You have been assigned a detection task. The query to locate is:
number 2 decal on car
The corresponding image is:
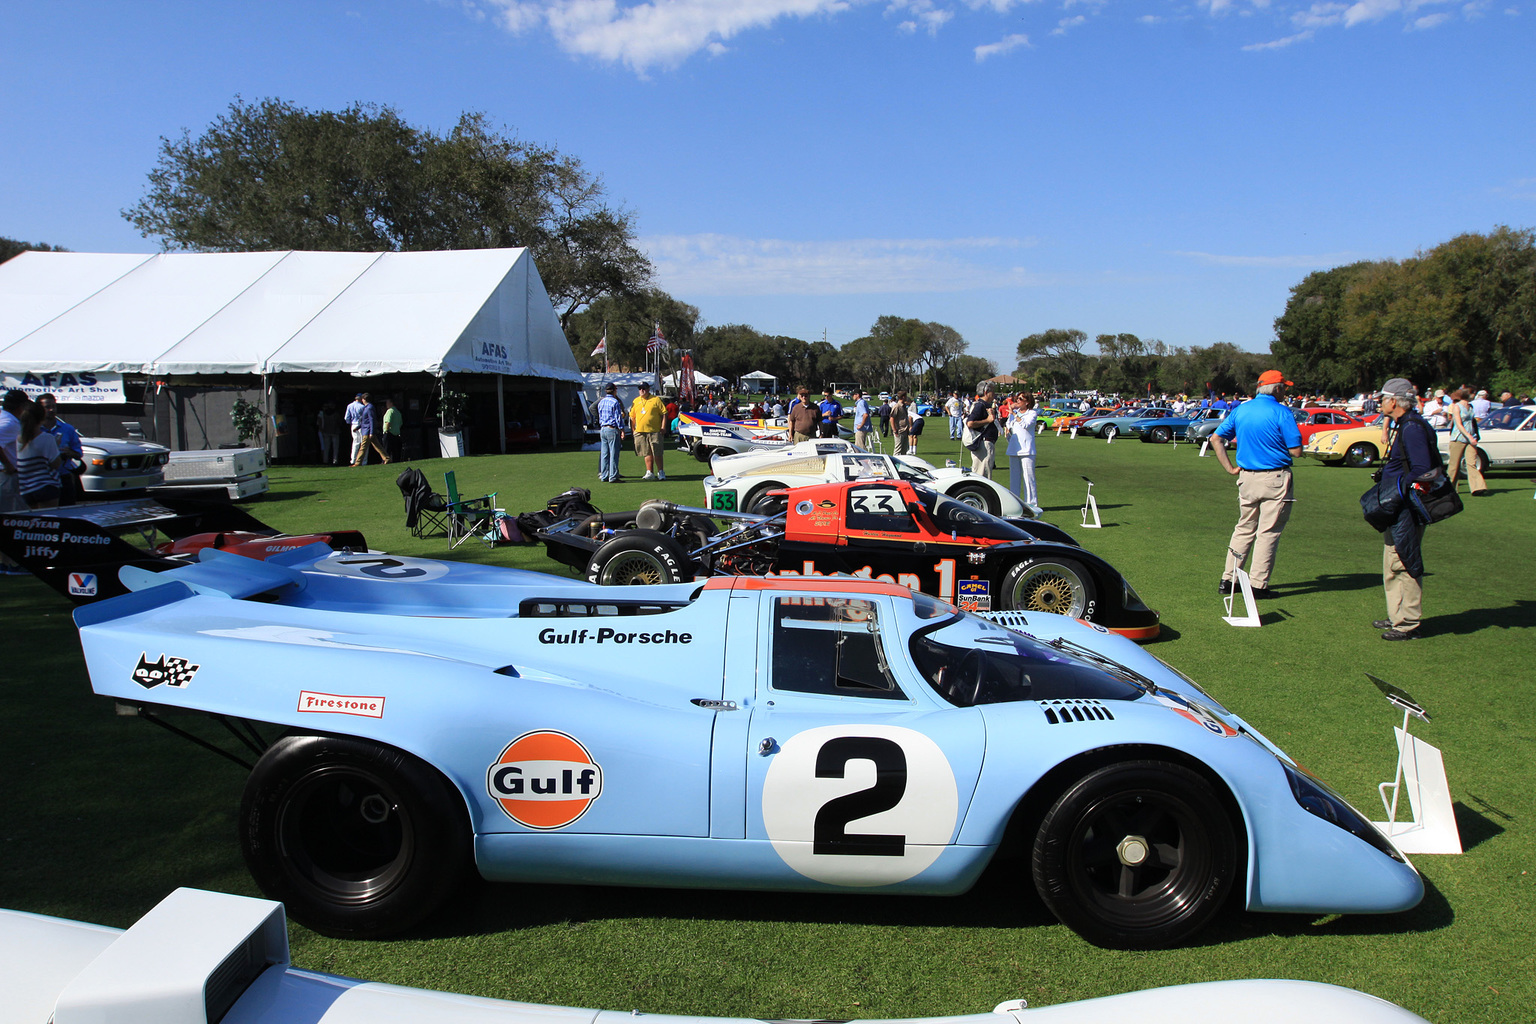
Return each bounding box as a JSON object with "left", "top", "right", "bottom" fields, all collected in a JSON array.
[
  {"left": 761, "top": 725, "right": 958, "bottom": 886},
  {"left": 313, "top": 555, "right": 450, "bottom": 581}
]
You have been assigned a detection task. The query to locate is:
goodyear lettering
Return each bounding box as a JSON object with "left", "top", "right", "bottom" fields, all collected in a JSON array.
[{"left": 537, "top": 627, "right": 693, "bottom": 645}]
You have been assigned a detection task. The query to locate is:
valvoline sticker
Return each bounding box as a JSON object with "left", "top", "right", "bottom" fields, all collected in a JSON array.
[{"left": 486, "top": 731, "right": 603, "bottom": 829}]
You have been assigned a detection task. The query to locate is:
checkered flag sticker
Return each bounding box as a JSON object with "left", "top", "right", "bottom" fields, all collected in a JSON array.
[{"left": 132, "top": 652, "right": 201, "bottom": 689}]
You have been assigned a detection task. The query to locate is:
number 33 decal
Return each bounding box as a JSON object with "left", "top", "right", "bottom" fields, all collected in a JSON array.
[{"left": 761, "top": 725, "right": 958, "bottom": 886}]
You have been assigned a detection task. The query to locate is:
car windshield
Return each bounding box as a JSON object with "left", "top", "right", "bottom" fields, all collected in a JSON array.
[
  {"left": 1483, "top": 406, "right": 1534, "bottom": 430},
  {"left": 915, "top": 486, "right": 1029, "bottom": 540},
  {"left": 909, "top": 614, "right": 1143, "bottom": 707}
]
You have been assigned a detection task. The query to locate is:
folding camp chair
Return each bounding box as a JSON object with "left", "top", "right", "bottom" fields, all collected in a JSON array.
[
  {"left": 397, "top": 468, "right": 450, "bottom": 539},
  {"left": 445, "top": 470, "right": 499, "bottom": 549}
]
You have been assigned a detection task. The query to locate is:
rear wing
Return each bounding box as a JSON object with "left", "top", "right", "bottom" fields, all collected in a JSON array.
[{"left": 1, "top": 496, "right": 287, "bottom": 605}]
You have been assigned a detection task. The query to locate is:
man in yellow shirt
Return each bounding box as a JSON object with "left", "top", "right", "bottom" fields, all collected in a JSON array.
[{"left": 629, "top": 381, "right": 668, "bottom": 480}]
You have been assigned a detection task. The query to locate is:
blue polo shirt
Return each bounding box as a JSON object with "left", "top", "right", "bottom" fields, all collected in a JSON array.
[{"left": 1214, "top": 394, "right": 1302, "bottom": 471}]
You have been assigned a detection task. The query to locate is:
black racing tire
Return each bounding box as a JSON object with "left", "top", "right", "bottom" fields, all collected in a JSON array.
[
  {"left": 1343, "top": 442, "right": 1380, "bottom": 468},
  {"left": 744, "top": 485, "right": 789, "bottom": 517},
  {"left": 693, "top": 444, "right": 718, "bottom": 464},
  {"left": 1000, "top": 557, "right": 1097, "bottom": 619},
  {"left": 1031, "top": 760, "right": 1237, "bottom": 949},
  {"left": 1149, "top": 426, "right": 1173, "bottom": 444},
  {"left": 949, "top": 481, "right": 1001, "bottom": 515},
  {"left": 240, "top": 734, "right": 471, "bottom": 939},
  {"left": 587, "top": 529, "right": 689, "bottom": 585}
]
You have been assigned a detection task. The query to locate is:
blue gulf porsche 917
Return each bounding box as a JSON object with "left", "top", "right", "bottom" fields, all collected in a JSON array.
[{"left": 69, "top": 541, "right": 1422, "bottom": 949}]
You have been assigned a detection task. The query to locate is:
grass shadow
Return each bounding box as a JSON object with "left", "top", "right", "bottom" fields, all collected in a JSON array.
[
  {"left": 1195, "top": 872, "right": 1454, "bottom": 947},
  {"left": 1272, "top": 572, "right": 1380, "bottom": 597},
  {"left": 1422, "top": 600, "right": 1536, "bottom": 636},
  {"left": 1456, "top": 797, "right": 1512, "bottom": 852}
]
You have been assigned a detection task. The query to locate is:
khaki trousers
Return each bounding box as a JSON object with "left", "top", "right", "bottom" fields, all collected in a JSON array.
[
  {"left": 1383, "top": 528, "right": 1424, "bottom": 633},
  {"left": 1447, "top": 439, "right": 1486, "bottom": 491},
  {"left": 1222, "top": 468, "right": 1294, "bottom": 589}
]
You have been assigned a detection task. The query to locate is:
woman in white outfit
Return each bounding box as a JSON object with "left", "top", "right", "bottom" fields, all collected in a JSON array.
[{"left": 1006, "top": 393, "right": 1039, "bottom": 511}]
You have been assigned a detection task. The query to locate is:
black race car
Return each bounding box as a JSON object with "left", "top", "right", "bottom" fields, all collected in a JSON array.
[{"left": 531, "top": 478, "right": 1160, "bottom": 640}]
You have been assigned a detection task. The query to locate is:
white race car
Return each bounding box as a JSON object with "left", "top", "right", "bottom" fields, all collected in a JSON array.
[
  {"left": 704, "top": 440, "right": 1028, "bottom": 517},
  {"left": 679, "top": 411, "right": 851, "bottom": 461}
]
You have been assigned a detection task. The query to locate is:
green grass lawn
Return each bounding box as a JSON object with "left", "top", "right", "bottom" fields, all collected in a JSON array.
[{"left": 2, "top": 432, "right": 1532, "bottom": 1022}]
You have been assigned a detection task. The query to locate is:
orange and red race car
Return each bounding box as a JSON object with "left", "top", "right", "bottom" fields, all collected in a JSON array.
[{"left": 533, "top": 478, "right": 1160, "bottom": 640}]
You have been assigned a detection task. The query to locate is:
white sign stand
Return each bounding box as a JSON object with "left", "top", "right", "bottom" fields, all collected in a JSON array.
[
  {"left": 1105, "top": 427, "right": 1116, "bottom": 444},
  {"left": 1199, "top": 439, "right": 1212, "bottom": 457},
  {"left": 1036, "top": 420, "right": 1046, "bottom": 435},
  {"left": 1221, "top": 567, "right": 1261, "bottom": 627},
  {"left": 1367, "top": 675, "right": 1462, "bottom": 854},
  {"left": 1056, "top": 421, "right": 1066, "bottom": 436},
  {"left": 1080, "top": 478, "right": 1102, "bottom": 529},
  {"left": 1069, "top": 426, "right": 1078, "bottom": 439}
]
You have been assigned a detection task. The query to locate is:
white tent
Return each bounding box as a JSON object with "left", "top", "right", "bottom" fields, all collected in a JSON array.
[
  {"left": 663, "top": 369, "right": 716, "bottom": 387},
  {"left": 0, "top": 249, "right": 581, "bottom": 382},
  {"left": 738, "top": 370, "right": 777, "bottom": 391}
]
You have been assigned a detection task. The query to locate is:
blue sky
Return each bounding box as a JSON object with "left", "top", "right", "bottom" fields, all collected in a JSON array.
[{"left": 2, "top": 0, "right": 1531, "bottom": 371}]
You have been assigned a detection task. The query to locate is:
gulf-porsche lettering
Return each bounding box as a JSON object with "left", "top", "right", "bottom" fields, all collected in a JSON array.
[
  {"left": 487, "top": 731, "right": 603, "bottom": 828},
  {"left": 537, "top": 627, "right": 693, "bottom": 645}
]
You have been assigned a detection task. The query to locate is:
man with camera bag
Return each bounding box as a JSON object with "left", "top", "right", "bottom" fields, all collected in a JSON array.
[{"left": 1375, "top": 377, "right": 1436, "bottom": 640}]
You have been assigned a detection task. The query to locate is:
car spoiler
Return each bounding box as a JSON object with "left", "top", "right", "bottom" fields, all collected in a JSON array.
[{"left": 1, "top": 496, "right": 307, "bottom": 605}]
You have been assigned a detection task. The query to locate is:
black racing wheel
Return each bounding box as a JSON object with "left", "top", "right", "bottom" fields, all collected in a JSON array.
[{"left": 1031, "top": 760, "right": 1237, "bottom": 948}]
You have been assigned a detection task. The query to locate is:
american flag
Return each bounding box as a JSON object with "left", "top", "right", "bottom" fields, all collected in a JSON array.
[{"left": 646, "top": 322, "right": 667, "bottom": 353}]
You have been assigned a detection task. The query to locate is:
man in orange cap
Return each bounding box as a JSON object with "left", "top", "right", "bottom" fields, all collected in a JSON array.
[{"left": 1212, "top": 369, "right": 1303, "bottom": 600}]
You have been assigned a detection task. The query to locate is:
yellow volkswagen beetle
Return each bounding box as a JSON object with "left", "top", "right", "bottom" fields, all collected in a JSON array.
[{"left": 1304, "top": 421, "right": 1391, "bottom": 467}]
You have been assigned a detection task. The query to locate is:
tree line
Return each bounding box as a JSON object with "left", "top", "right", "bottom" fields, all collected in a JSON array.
[
  {"left": 10, "top": 97, "right": 1532, "bottom": 401},
  {"left": 1016, "top": 330, "right": 1273, "bottom": 398},
  {"left": 1271, "top": 227, "right": 1536, "bottom": 397}
]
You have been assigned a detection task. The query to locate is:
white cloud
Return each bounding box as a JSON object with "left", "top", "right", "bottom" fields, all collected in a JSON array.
[
  {"left": 484, "top": 0, "right": 858, "bottom": 72},
  {"left": 644, "top": 234, "right": 1041, "bottom": 295},
  {"left": 1168, "top": 249, "right": 1361, "bottom": 267},
  {"left": 974, "top": 31, "right": 1031, "bottom": 59},
  {"left": 471, "top": 0, "right": 1496, "bottom": 73},
  {"left": 1243, "top": 27, "right": 1314, "bottom": 45}
]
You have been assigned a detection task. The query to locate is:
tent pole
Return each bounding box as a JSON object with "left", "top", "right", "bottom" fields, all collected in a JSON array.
[
  {"left": 548, "top": 381, "right": 557, "bottom": 445},
  {"left": 497, "top": 374, "right": 507, "bottom": 454}
]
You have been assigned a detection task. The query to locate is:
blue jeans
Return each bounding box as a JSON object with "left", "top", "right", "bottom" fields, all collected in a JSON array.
[
  {"left": 599, "top": 426, "right": 621, "bottom": 480},
  {"left": 949, "top": 414, "right": 962, "bottom": 438}
]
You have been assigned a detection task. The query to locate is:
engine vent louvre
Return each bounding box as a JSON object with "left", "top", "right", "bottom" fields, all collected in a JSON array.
[{"left": 1040, "top": 699, "right": 1114, "bottom": 725}]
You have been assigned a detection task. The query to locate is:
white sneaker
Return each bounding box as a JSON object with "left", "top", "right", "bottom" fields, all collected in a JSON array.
[
  {"left": 642, "top": 471, "right": 655, "bottom": 480},
  {"left": 657, "top": 471, "right": 666, "bottom": 480}
]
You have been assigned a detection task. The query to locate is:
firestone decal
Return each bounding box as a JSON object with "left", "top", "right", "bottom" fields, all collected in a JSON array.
[
  {"left": 487, "top": 730, "right": 604, "bottom": 829},
  {"left": 132, "top": 652, "right": 199, "bottom": 689},
  {"left": 297, "top": 690, "right": 385, "bottom": 718}
]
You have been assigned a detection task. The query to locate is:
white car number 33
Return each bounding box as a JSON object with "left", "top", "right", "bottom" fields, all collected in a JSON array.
[{"left": 761, "top": 725, "right": 959, "bottom": 886}]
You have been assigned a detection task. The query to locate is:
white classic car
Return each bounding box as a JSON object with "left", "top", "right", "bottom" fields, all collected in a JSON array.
[
  {"left": 1438, "top": 404, "right": 1536, "bottom": 471},
  {"left": 703, "top": 440, "right": 1029, "bottom": 517}
]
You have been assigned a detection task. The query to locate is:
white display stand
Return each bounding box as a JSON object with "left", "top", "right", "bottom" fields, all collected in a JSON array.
[
  {"left": 1199, "top": 439, "right": 1212, "bottom": 457},
  {"left": 1368, "top": 675, "right": 1462, "bottom": 854},
  {"left": 438, "top": 429, "right": 465, "bottom": 458},
  {"left": 1221, "top": 567, "right": 1261, "bottom": 627},
  {"left": 1105, "top": 426, "right": 1116, "bottom": 444},
  {"left": 1069, "top": 426, "right": 1079, "bottom": 439},
  {"left": 1079, "top": 477, "right": 1101, "bottom": 529},
  {"left": 1056, "top": 421, "right": 1066, "bottom": 436}
]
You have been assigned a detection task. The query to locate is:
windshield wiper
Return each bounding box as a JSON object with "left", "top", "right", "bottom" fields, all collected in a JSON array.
[{"left": 1013, "top": 630, "right": 1160, "bottom": 696}]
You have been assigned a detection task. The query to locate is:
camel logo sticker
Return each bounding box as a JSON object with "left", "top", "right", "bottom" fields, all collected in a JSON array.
[{"left": 487, "top": 730, "right": 604, "bottom": 829}]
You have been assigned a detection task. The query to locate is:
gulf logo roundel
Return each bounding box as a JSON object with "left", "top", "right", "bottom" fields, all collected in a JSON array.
[{"left": 486, "top": 730, "right": 604, "bottom": 829}]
